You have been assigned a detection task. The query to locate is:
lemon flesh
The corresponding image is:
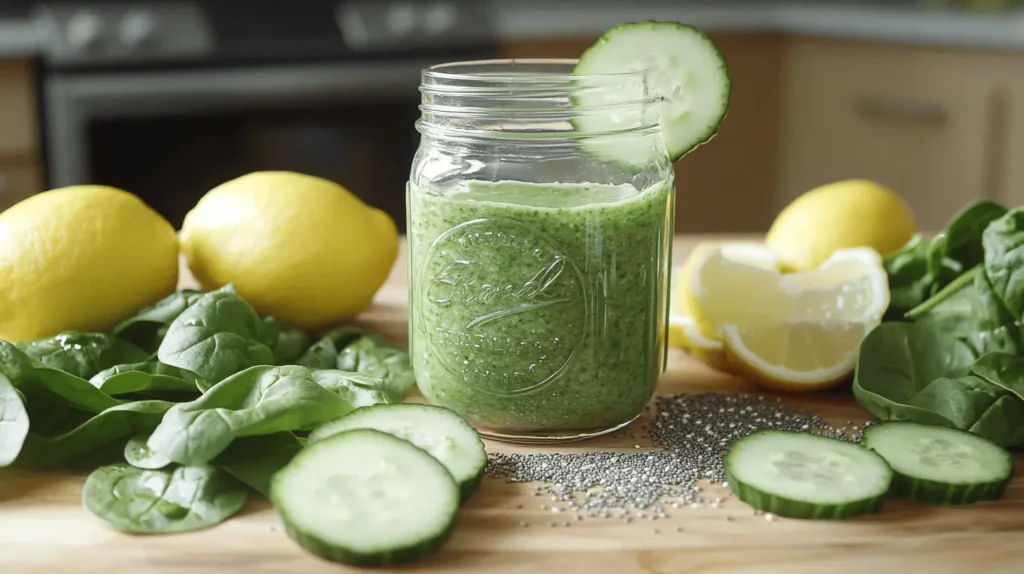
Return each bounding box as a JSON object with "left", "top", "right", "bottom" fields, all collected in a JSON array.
[
  {"left": 766, "top": 179, "right": 916, "bottom": 272},
  {"left": 0, "top": 186, "right": 179, "bottom": 342},
  {"left": 179, "top": 171, "right": 399, "bottom": 329}
]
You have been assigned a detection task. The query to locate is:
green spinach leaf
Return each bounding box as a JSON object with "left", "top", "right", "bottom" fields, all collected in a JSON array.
[
  {"left": 124, "top": 433, "right": 171, "bottom": 470},
  {"left": 0, "top": 340, "right": 34, "bottom": 382},
  {"left": 89, "top": 362, "right": 197, "bottom": 397},
  {"left": 273, "top": 326, "right": 311, "bottom": 365},
  {"left": 906, "top": 266, "right": 1022, "bottom": 356},
  {"left": 82, "top": 463, "right": 247, "bottom": 534},
  {"left": 295, "top": 326, "right": 367, "bottom": 369},
  {"left": 971, "top": 351, "right": 1024, "bottom": 401},
  {"left": 336, "top": 336, "right": 416, "bottom": 401},
  {"left": 0, "top": 373, "right": 29, "bottom": 467},
  {"left": 884, "top": 234, "right": 933, "bottom": 319},
  {"left": 157, "top": 288, "right": 275, "bottom": 385},
  {"left": 17, "top": 399, "right": 173, "bottom": 467},
  {"left": 908, "top": 375, "right": 1006, "bottom": 429},
  {"left": 213, "top": 432, "right": 303, "bottom": 497},
  {"left": 312, "top": 370, "right": 393, "bottom": 407},
  {"left": 144, "top": 365, "right": 353, "bottom": 466},
  {"left": 16, "top": 332, "right": 149, "bottom": 380},
  {"left": 113, "top": 290, "right": 206, "bottom": 353},
  {"left": 853, "top": 322, "right": 976, "bottom": 421},
  {"left": 983, "top": 207, "right": 1024, "bottom": 319}
]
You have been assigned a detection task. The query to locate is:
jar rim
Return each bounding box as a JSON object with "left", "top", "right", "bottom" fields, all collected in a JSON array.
[{"left": 422, "top": 58, "right": 651, "bottom": 83}]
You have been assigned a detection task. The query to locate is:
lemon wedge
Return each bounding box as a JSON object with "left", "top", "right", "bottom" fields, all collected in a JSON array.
[{"left": 722, "top": 321, "right": 871, "bottom": 391}]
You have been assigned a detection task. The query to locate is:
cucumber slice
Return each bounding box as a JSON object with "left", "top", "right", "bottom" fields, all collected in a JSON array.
[
  {"left": 271, "top": 429, "right": 459, "bottom": 566},
  {"left": 308, "top": 404, "right": 486, "bottom": 501},
  {"left": 861, "top": 421, "right": 1013, "bottom": 505},
  {"left": 573, "top": 20, "right": 730, "bottom": 163},
  {"left": 725, "top": 430, "right": 892, "bottom": 519}
]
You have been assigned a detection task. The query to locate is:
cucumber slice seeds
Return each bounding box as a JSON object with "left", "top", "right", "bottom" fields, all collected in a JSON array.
[
  {"left": 725, "top": 430, "right": 892, "bottom": 519},
  {"left": 862, "top": 421, "right": 1013, "bottom": 505},
  {"left": 308, "top": 403, "right": 487, "bottom": 501},
  {"left": 271, "top": 429, "right": 460, "bottom": 567},
  {"left": 572, "top": 21, "right": 731, "bottom": 163}
]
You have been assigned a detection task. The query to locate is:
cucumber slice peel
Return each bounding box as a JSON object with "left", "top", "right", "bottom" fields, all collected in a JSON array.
[
  {"left": 270, "top": 429, "right": 459, "bottom": 566},
  {"left": 861, "top": 421, "right": 1013, "bottom": 505},
  {"left": 572, "top": 20, "right": 731, "bottom": 163},
  {"left": 725, "top": 430, "right": 892, "bottom": 519},
  {"left": 308, "top": 403, "right": 487, "bottom": 501}
]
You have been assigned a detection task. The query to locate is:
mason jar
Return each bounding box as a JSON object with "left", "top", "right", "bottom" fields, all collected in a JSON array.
[{"left": 407, "top": 59, "right": 675, "bottom": 442}]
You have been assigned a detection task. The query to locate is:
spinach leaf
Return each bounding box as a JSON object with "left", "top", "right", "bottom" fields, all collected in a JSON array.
[
  {"left": 144, "top": 365, "right": 353, "bottom": 466},
  {"left": 260, "top": 316, "right": 281, "bottom": 349},
  {"left": 16, "top": 332, "right": 149, "bottom": 380},
  {"left": 335, "top": 337, "right": 415, "bottom": 401},
  {"left": 298, "top": 328, "right": 415, "bottom": 401},
  {"left": 971, "top": 351, "right": 1024, "bottom": 401},
  {"left": 312, "top": 370, "right": 393, "bottom": 407},
  {"left": 0, "top": 374, "right": 28, "bottom": 467},
  {"left": 213, "top": 432, "right": 303, "bottom": 497},
  {"left": 82, "top": 463, "right": 247, "bottom": 534},
  {"left": 273, "top": 326, "right": 311, "bottom": 365},
  {"left": 934, "top": 200, "right": 1007, "bottom": 284},
  {"left": 907, "top": 266, "right": 1022, "bottom": 356},
  {"left": 983, "top": 207, "right": 1024, "bottom": 319},
  {"left": 295, "top": 326, "right": 367, "bottom": 369},
  {"left": 853, "top": 322, "right": 976, "bottom": 421},
  {"left": 113, "top": 289, "right": 206, "bottom": 353},
  {"left": 157, "top": 289, "right": 275, "bottom": 386},
  {"left": 89, "top": 362, "right": 197, "bottom": 397},
  {"left": 908, "top": 375, "right": 1006, "bottom": 429},
  {"left": 124, "top": 433, "right": 171, "bottom": 470},
  {"left": 17, "top": 399, "right": 173, "bottom": 467},
  {"left": 966, "top": 395, "right": 1024, "bottom": 446},
  {"left": 884, "top": 234, "right": 933, "bottom": 319},
  {"left": 0, "top": 340, "right": 33, "bottom": 382}
]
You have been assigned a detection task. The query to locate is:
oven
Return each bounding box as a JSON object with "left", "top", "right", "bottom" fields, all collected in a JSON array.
[{"left": 36, "top": 0, "right": 498, "bottom": 231}]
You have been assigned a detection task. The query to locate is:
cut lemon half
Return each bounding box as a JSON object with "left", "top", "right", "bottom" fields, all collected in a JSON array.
[
  {"left": 676, "top": 242, "right": 780, "bottom": 319},
  {"left": 781, "top": 247, "right": 889, "bottom": 323},
  {"left": 722, "top": 321, "right": 871, "bottom": 392},
  {"left": 684, "top": 245, "right": 791, "bottom": 340},
  {"left": 669, "top": 313, "right": 734, "bottom": 373}
]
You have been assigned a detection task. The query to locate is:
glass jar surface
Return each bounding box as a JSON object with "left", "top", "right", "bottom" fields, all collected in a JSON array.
[{"left": 408, "top": 59, "right": 675, "bottom": 442}]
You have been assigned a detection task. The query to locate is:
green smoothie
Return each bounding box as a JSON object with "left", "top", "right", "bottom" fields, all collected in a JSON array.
[{"left": 408, "top": 179, "right": 673, "bottom": 436}]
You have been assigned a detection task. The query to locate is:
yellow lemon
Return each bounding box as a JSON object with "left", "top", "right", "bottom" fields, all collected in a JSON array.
[
  {"left": 766, "top": 179, "right": 916, "bottom": 272},
  {"left": 0, "top": 185, "right": 179, "bottom": 342},
  {"left": 179, "top": 171, "right": 399, "bottom": 329}
]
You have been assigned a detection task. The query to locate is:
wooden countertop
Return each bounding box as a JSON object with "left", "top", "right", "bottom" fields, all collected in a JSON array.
[{"left": 3, "top": 236, "right": 1023, "bottom": 574}]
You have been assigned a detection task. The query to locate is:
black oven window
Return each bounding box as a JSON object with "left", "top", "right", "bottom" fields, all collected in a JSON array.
[{"left": 87, "top": 102, "right": 421, "bottom": 232}]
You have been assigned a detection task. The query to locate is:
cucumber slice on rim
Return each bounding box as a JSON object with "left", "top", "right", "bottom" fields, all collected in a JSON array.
[
  {"left": 572, "top": 20, "right": 730, "bottom": 163},
  {"left": 270, "top": 429, "right": 459, "bottom": 566},
  {"left": 861, "top": 421, "right": 1013, "bottom": 505},
  {"left": 308, "top": 403, "right": 487, "bottom": 501},
  {"left": 725, "top": 430, "right": 892, "bottom": 519}
]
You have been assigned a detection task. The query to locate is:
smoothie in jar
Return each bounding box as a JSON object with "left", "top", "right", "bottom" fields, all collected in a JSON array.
[{"left": 409, "top": 179, "right": 673, "bottom": 437}]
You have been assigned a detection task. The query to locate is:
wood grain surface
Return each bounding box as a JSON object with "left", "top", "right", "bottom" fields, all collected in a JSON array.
[{"left": 2, "top": 237, "right": 1022, "bottom": 574}]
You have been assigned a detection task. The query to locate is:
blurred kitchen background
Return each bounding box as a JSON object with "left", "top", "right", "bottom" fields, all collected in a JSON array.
[{"left": 0, "top": 0, "right": 1022, "bottom": 232}]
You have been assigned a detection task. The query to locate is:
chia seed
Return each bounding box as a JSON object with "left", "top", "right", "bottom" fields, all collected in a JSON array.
[{"left": 486, "top": 392, "right": 844, "bottom": 522}]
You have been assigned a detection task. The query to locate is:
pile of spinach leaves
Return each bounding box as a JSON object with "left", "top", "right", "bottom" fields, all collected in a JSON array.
[
  {"left": 0, "top": 285, "right": 415, "bottom": 534},
  {"left": 856, "top": 201, "right": 1024, "bottom": 446}
]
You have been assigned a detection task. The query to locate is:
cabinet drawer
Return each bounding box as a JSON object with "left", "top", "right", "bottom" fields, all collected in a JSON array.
[
  {"left": 779, "top": 39, "right": 1008, "bottom": 231},
  {"left": 0, "top": 59, "right": 38, "bottom": 158},
  {"left": 0, "top": 162, "right": 43, "bottom": 212}
]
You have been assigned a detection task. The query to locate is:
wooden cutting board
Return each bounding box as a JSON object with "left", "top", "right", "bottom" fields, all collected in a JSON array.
[{"left": 2, "top": 237, "right": 1023, "bottom": 574}]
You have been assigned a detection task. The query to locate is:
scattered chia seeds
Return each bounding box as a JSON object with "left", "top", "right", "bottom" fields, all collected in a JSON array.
[{"left": 486, "top": 392, "right": 853, "bottom": 523}]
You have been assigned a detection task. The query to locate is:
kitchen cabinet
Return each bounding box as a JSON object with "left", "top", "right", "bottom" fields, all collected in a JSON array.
[
  {"left": 778, "top": 38, "right": 1014, "bottom": 231},
  {"left": 0, "top": 161, "right": 43, "bottom": 211},
  {"left": 0, "top": 58, "right": 43, "bottom": 209},
  {"left": 500, "top": 33, "right": 784, "bottom": 233}
]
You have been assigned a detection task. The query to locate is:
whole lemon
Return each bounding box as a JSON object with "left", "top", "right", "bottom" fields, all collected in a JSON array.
[
  {"left": 0, "top": 185, "right": 179, "bottom": 342},
  {"left": 766, "top": 179, "right": 916, "bottom": 271},
  {"left": 179, "top": 171, "right": 398, "bottom": 329}
]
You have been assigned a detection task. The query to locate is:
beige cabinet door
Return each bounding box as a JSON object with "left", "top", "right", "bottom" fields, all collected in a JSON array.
[
  {"left": 778, "top": 39, "right": 1010, "bottom": 231},
  {"left": 0, "top": 162, "right": 43, "bottom": 212}
]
